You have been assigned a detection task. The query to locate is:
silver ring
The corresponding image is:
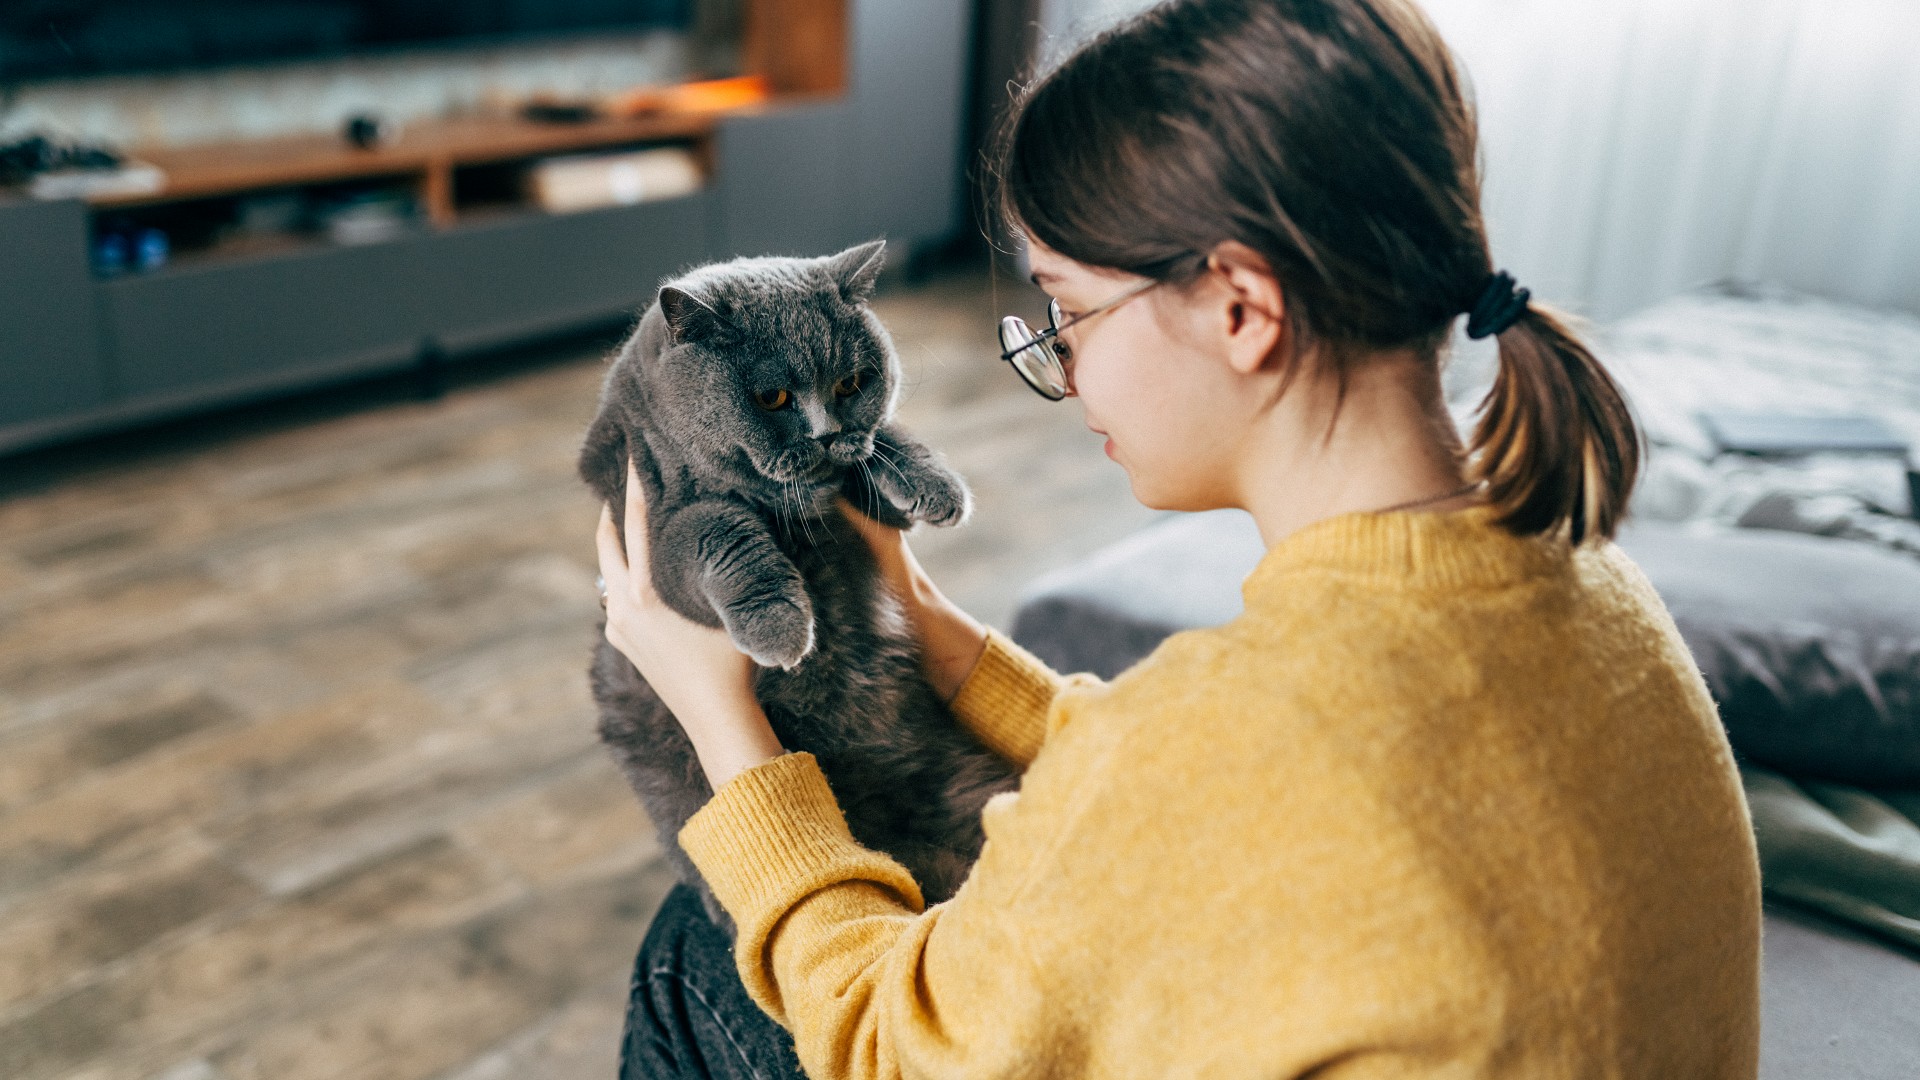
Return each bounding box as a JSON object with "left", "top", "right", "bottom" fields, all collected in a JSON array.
[{"left": 595, "top": 574, "right": 608, "bottom": 609}]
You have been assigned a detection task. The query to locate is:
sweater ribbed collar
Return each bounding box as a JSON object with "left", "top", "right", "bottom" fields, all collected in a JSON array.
[{"left": 1240, "top": 504, "right": 1573, "bottom": 605}]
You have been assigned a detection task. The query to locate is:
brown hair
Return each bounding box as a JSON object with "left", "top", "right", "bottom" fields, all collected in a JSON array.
[{"left": 990, "top": 0, "right": 1639, "bottom": 543}]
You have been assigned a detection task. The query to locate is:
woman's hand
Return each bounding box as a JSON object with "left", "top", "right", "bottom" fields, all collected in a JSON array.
[
  {"left": 595, "top": 461, "right": 785, "bottom": 790},
  {"left": 838, "top": 497, "right": 990, "bottom": 704}
]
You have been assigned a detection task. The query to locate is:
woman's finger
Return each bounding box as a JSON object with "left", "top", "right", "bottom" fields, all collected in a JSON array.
[
  {"left": 836, "top": 496, "right": 917, "bottom": 587},
  {"left": 622, "top": 458, "right": 652, "bottom": 569},
  {"left": 596, "top": 504, "right": 630, "bottom": 584},
  {"left": 837, "top": 495, "right": 901, "bottom": 549}
]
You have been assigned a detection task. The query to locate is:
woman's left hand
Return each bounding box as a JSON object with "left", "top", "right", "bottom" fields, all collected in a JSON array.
[{"left": 594, "top": 460, "right": 785, "bottom": 789}]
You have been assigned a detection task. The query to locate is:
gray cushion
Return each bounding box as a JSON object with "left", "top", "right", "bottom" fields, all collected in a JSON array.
[{"left": 1619, "top": 524, "right": 1920, "bottom": 787}]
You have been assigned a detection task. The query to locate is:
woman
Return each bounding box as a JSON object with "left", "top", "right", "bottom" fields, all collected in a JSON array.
[{"left": 600, "top": 0, "right": 1763, "bottom": 1076}]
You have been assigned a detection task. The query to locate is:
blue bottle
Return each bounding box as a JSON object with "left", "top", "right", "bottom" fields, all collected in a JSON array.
[
  {"left": 134, "top": 227, "right": 170, "bottom": 272},
  {"left": 92, "top": 232, "right": 130, "bottom": 277}
]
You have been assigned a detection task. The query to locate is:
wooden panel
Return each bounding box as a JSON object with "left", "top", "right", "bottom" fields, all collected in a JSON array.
[
  {"left": 100, "top": 195, "right": 712, "bottom": 403},
  {"left": 100, "top": 239, "right": 428, "bottom": 401},
  {"left": 743, "top": 0, "right": 849, "bottom": 96},
  {"left": 419, "top": 194, "right": 712, "bottom": 353},
  {"left": 0, "top": 199, "right": 109, "bottom": 427}
]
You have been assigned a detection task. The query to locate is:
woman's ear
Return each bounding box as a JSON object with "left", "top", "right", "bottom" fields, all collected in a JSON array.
[{"left": 1205, "top": 242, "right": 1287, "bottom": 377}]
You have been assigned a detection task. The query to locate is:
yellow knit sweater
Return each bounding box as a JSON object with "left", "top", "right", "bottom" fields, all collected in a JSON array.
[{"left": 679, "top": 506, "right": 1763, "bottom": 1079}]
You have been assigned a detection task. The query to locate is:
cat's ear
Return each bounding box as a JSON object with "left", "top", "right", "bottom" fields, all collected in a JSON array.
[
  {"left": 658, "top": 286, "right": 733, "bottom": 344},
  {"left": 824, "top": 238, "right": 888, "bottom": 307}
]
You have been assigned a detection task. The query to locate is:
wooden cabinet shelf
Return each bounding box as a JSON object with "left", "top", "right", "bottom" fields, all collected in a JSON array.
[{"left": 92, "top": 109, "right": 728, "bottom": 226}]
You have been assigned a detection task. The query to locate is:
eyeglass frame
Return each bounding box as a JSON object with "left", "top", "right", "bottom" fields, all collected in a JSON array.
[{"left": 997, "top": 275, "right": 1163, "bottom": 400}]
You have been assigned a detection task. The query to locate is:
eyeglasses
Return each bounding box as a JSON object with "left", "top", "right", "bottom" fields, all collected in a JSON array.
[{"left": 997, "top": 277, "right": 1161, "bottom": 400}]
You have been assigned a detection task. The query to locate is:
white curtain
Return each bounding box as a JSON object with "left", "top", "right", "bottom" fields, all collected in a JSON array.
[
  {"left": 1034, "top": 0, "right": 1160, "bottom": 64},
  {"left": 1425, "top": 0, "right": 1920, "bottom": 320},
  {"left": 1034, "top": 0, "right": 1920, "bottom": 321}
]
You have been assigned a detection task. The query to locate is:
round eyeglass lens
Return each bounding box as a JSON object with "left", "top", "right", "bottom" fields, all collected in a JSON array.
[{"left": 997, "top": 315, "right": 1069, "bottom": 399}]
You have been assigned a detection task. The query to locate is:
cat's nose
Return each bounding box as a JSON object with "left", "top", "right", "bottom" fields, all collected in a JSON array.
[{"left": 801, "top": 398, "right": 839, "bottom": 441}]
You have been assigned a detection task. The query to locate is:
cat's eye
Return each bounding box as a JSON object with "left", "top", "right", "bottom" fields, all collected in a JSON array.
[
  {"left": 832, "top": 373, "right": 863, "bottom": 398},
  {"left": 754, "top": 388, "right": 792, "bottom": 411}
]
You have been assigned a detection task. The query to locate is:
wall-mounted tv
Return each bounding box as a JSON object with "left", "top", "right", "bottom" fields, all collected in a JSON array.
[{"left": 0, "top": 1, "right": 695, "bottom": 83}]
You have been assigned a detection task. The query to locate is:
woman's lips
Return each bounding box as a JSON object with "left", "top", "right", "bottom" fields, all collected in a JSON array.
[{"left": 1103, "top": 437, "right": 1115, "bottom": 458}]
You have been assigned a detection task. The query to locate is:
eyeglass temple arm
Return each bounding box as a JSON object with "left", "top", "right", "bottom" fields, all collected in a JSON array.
[
  {"left": 1053, "top": 276, "right": 1160, "bottom": 334},
  {"left": 998, "top": 274, "right": 1160, "bottom": 360}
]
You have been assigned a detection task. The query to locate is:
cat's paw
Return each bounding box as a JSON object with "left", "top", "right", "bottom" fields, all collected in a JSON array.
[
  {"left": 904, "top": 469, "right": 972, "bottom": 528},
  {"left": 725, "top": 594, "right": 816, "bottom": 670},
  {"left": 866, "top": 441, "right": 972, "bottom": 527}
]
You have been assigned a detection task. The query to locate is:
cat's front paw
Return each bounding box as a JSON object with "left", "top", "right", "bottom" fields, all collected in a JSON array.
[
  {"left": 725, "top": 594, "right": 816, "bottom": 670},
  {"left": 865, "top": 436, "right": 973, "bottom": 527},
  {"left": 906, "top": 469, "right": 972, "bottom": 528}
]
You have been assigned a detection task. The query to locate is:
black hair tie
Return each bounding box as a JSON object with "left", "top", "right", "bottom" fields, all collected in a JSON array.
[{"left": 1465, "top": 270, "right": 1530, "bottom": 339}]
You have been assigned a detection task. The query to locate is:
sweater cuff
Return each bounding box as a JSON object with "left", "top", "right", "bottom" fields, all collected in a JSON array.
[
  {"left": 949, "top": 627, "right": 1067, "bottom": 768},
  {"left": 680, "top": 751, "right": 924, "bottom": 936}
]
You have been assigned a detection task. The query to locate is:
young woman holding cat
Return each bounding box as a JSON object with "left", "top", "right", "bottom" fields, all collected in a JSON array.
[{"left": 598, "top": 0, "right": 1763, "bottom": 1076}]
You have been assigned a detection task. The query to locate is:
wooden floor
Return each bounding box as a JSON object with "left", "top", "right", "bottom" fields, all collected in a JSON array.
[{"left": 0, "top": 264, "right": 1162, "bottom": 1080}]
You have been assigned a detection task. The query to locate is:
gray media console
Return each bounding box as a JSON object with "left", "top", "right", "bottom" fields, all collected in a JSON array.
[{"left": 0, "top": 0, "right": 972, "bottom": 455}]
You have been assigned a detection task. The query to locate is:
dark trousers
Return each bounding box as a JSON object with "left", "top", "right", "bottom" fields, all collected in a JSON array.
[{"left": 620, "top": 882, "right": 811, "bottom": 1079}]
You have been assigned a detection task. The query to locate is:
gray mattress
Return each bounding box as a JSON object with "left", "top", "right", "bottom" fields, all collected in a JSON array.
[{"left": 1006, "top": 508, "right": 1920, "bottom": 1079}]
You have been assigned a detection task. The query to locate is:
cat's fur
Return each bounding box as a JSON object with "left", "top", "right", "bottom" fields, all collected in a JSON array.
[{"left": 579, "top": 239, "right": 1021, "bottom": 934}]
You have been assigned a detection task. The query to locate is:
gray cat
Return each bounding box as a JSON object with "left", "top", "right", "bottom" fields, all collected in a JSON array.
[{"left": 579, "top": 239, "right": 1021, "bottom": 934}]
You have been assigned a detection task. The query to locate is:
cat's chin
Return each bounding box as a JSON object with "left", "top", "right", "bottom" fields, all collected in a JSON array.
[
  {"left": 762, "top": 459, "right": 839, "bottom": 486},
  {"left": 752, "top": 461, "right": 847, "bottom": 514},
  {"left": 753, "top": 446, "right": 827, "bottom": 483},
  {"left": 756, "top": 436, "right": 874, "bottom": 484}
]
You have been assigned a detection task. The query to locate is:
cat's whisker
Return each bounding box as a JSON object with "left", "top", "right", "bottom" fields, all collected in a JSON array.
[
  {"left": 801, "top": 479, "right": 825, "bottom": 550},
  {"left": 787, "top": 476, "right": 819, "bottom": 551},
  {"left": 784, "top": 477, "right": 800, "bottom": 546},
  {"left": 868, "top": 441, "right": 908, "bottom": 483},
  {"left": 768, "top": 472, "right": 798, "bottom": 545},
  {"left": 858, "top": 459, "right": 880, "bottom": 520}
]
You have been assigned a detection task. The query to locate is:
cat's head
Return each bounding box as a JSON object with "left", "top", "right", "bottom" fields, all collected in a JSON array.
[{"left": 626, "top": 240, "right": 897, "bottom": 498}]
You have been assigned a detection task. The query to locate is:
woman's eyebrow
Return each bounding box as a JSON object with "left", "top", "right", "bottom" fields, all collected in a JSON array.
[{"left": 1028, "top": 269, "right": 1062, "bottom": 287}]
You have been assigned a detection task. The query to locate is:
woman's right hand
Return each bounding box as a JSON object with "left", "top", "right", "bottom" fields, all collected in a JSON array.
[{"left": 838, "top": 498, "right": 989, "bottom": 704}]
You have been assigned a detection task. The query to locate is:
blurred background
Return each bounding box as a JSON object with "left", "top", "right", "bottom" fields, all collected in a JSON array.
[{"left": 2, "top": 1, "right": 1918, "bottom": 1079}]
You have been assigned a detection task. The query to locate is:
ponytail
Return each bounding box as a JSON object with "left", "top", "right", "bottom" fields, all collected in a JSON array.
[{"left": 1469, "top": 303, "right": 1641, "bottom": 545}]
